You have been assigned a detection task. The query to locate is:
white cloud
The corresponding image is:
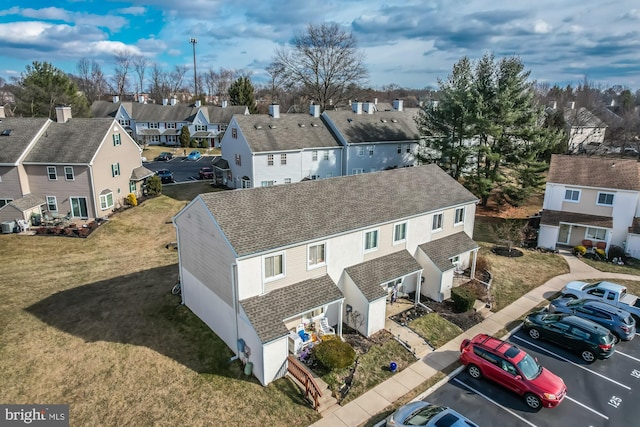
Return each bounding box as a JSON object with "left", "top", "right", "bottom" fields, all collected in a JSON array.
[
  {"left": 117, "top": 7, "right": 147, "bottom": 16},
  {"left": 533, "top": 20, "right": 551, "bottom": 34}
]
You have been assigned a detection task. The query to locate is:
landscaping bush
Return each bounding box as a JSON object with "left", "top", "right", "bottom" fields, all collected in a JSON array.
[
  {"left": 145, "top": 175, "right": 162, "bottom": 196},
  {"left": 313, "top": 337, "right": 356, "bottom": 370},
  {"left": 573, "top": 245, "right": 587, "bottom": 256},
  {"left": 126, "top": 193, "right": 138, "bottom": 207},
  {"left": 451, "top": 286, "right": 476, "bottom": 312}
]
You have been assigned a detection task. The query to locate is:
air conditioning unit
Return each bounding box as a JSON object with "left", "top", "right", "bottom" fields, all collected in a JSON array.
[{"left": 1, "top": 220, "right": 16, "bottom": 234}]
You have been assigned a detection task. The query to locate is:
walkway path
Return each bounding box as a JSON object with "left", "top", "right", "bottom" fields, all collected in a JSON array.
[{"left": 311, "top": 250, "right": 640, "bottom": 427}]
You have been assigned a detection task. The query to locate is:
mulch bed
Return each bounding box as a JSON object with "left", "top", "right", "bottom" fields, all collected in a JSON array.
[{"left": 491, "top": 246, "right": 524, "bottom": 257}]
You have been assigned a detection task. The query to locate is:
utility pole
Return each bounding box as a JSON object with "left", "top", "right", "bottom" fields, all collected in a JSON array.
[{"left": 190, "top": 37, "right": 198, "bottom": 98}]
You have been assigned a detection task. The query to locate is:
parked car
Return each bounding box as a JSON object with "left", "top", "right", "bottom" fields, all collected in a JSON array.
[
  {"left": 459, "top": 333, "right": 566, "bottom": 409},
  {"left": 187, "top": 150, "right": 201, "bottom": 161},
  {"left": 549, "top": 298, "right": 636, "bottom": 342},
  {"left": 560, "top": 280, "right": 640, "bottom": 321},
  {"left": 385, "top": 401, "right": 479, "bottom": 427},
  {"left": 199, "top": 166, "right": 214, "bottom": 180},
  {"left": 155, "top": 152, "right": 173, "bottom": 161},
  {"left": 156, "top": 169, "right": 174, "bottom": 184},
  {"left": 523, "top": 312, "right": 616, "bottom": 362}
]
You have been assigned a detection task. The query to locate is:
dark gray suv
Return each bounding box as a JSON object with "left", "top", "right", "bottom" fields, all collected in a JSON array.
[{"left": 549, "top": 298, "right": 636, "bottom": 342}]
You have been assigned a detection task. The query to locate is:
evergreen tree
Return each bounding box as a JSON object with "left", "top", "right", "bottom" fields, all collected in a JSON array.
[
  {"left": 228, "top": 76, "right": 258, "bottom": 113},
  {"left": 13, "top": 61, "right": 89, "bottom": 119},
  {"left": 179, "top": 126, "right": 191, "bottom": 148}
]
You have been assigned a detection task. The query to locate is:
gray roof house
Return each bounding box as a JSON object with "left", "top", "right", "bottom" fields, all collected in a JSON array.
[
  {"left": 91, "top": 97, "right": 248, "bottom": 148},
  {"left": 0, "top": 107, "right": 153, "bottom": 225},
  {"left": 173, "top": 164, "right": 479, "bottom": 386}
]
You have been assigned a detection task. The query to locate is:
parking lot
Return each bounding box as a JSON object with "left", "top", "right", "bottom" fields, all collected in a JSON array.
[
  {"left": 144, "top": 155, "right": 214, "bottom": 183},
  {"left": 423, "top": 328, "right": 640, "bottom": 426}
]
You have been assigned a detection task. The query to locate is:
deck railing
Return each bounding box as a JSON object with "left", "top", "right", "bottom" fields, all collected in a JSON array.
[{"left": 287, "top": 355, "right": 322, "bottom": 410}]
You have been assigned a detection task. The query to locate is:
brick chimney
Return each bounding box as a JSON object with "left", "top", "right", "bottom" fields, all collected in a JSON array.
[{"left": 55, "top": 106, "right": 72, "bottom": 123}]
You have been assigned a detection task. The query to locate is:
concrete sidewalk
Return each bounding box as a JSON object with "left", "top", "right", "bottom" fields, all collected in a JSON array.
[{"left": 311, "top": 250, "right": 640, "bottom": 427}]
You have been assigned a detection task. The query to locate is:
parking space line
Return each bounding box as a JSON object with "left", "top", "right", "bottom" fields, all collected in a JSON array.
[
  {"left": 564, "top": 395, "right": 608, "bottom": 420},
  {"left": 512, "top": 335, "right": 631, "bottom": 390},
  {"left": 615, "top": 350, "right": 640, "bottom": 363},
  {"left": 452, "top": 378, "right": 537, "bottom": 427}
]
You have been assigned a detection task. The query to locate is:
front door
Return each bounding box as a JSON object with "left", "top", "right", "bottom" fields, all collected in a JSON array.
[
  {"left": 70, "top": 197, "right": 88, "bottom": 219},
  {"left": 558, "top": 224, "right": 570, "bottom": 245}
]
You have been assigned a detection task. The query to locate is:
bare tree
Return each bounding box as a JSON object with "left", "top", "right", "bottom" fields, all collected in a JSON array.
[
  {"left": 168, "top": 65, "right": 188, "bottom": 96},
  {"left": 133, "top": 55, "right": 149, "bottom": 97},
  {"left": 75, "top": 58, "right": 107, "bottom": 103},
  {"left": 148, "top": 63, "right": 170, "bottom": 102},
  {"left": 269, "top": 22, "right": 368, "bottom": 111},
  {"left": 112, "top": 50, "right": 133, "bottom": 98},
  {"left": 204, "top": 67, "right": 236, "bottom": 103}
]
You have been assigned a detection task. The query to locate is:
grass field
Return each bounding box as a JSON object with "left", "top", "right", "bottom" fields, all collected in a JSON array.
[{"left": 0, "top": 186, "right": 321, "bottom": 427}]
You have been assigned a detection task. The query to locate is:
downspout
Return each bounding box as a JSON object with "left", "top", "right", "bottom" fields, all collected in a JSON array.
[
  {"left": 88, "top": 165, "right": 98, "bottom": 218},
  {"left": 229, "top": 263, "right": 240, "bottom": 363}
]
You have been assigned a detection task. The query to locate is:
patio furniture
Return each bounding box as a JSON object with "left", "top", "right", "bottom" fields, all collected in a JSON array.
[
  {"left": 582, "top": 239, "right": 594, "bottom": 249},
  {"left": 595, "top": 241, "right": 606, "bottom": 251},
  {"left": 319, "top": 318, "right": 335, "bottom": 336}
]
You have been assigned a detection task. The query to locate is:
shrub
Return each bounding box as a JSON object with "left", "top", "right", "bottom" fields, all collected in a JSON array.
[
  {"left": 608, "top": 245, "right": 626, "bottom": 261},
  {"left": 126, "top": 193, "right": 138, "bottom": 207},
  {"left": 145, "top": 175, "right": 162, "bottom": 196},
  {"left": 574, "top": 245, "right": 587, "bottom": 256},
  {"left": 313, "top": 337, "right": 356, "bottom": 370},
  {"left": 451, "top": 286, "right": 476, "bottom": 312},
  {"left": 475, "top": 254, "right": 491, "bottom": 274}
]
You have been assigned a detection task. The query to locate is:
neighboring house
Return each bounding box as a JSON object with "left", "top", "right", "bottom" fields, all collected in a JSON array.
[
  {"left": 561, "top": 102, "right": 607, "bottom": 153},
  {"left": 220, "top": 104, "right": 343, "bottom": 189},
  {"left": 322, "top": 99, "right": 420, "bottom": 175},
  {"left": 537, "top": 154, "right": 640, "bottom": 257},
  {"left": 91, "top": 97, "right": 248, "bottom": 148},
  {"left": 173, "top": 165, "right": 479, "bottom": 385},
  {"left": 0, "top": 107, "right": 153, "bottom": 224}
]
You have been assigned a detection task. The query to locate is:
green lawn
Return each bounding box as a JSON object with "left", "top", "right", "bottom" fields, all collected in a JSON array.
[{"left": 408, "top": 313, "right": 463, "bottom": 348}]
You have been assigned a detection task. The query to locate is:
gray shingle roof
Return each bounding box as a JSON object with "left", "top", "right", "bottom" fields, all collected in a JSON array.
[
  {"left": 547, "top": 154, "right": 640, "bottom": 191},
  {"left": 91, "top": 101, "right": 247, "bottom": 124},
  {"left": 130, "top": 166, "right": 154, "bottom": 180},
  {"left": 24, "top": 118, "right": 114, "bottom": 164},
  {"left": 240, "top": 275, "right": 343, "bottom": 343},
  {"left": 0, "top": 118, "right": 50, "bottom": 164},
  {"left": 8, "top": 193, "right": 45, "bottom": 211},
  {"left": 419, "top": 232, "right": 479, "bottom": 272},
  {"left": 233, "top": 113, "right": 341, "bottom": 152},
  {"left": 345, "top": 250, "right": 423, "bottom": 302},
  {"left": 322, "top": 109, "right": 420, "bottom": 144},
  {"left": 540, "top": 209, "right": 613, "bottom": 228},
  {"left": 211, "top": 157, "right": 229, "bottom": 169},
  {"left": 199, "top": 164, "right": 478, "bottom": 256},
  {"left": 564, "top": 107, "right": 607, "bottom": 127}
]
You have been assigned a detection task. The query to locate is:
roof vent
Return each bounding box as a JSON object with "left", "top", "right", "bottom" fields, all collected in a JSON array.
[
  {"left": 381, "top": 119, "right": 387, "bottom": 123},
  {"left": 310, "top": 123, "right": 318, "bottom": 127},
  {"left": 391, "top": 118, "right": 398, "bottom": 123},
  {"left": 347, "top": 118, "right": 352, "bottom": 123},
  {"left": 254, "top": 124, "right": 262, "bottom": 129},
  {"left": 299, "top": 123, "right": 305, "bottom": 127},
  {"left": 269, "top": 124, "right": 277, "bottom": 129},
  {"left": 1, "top": 129, "right": 13, "bottom": 136}
]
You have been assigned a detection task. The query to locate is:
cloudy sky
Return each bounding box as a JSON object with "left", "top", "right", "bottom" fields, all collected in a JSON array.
[{"left": 1, "top": 0, "right": 640, "bottom": 91}]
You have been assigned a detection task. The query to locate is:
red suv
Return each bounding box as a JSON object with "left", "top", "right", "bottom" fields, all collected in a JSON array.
[{"left": 460, "top": 334, "right": 567, "bottom": 410}]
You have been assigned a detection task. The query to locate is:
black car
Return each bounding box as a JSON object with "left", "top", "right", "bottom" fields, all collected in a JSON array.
[
  {"left": 155, "top": 152, "right": 173, "bottom": 161},
  {"left": 523, "top": 312, "right": 615, "bottom": 363},
  {"left": 156, "top": 169, "right": 174, "bottom": 184},
  {"left": 549, "top": 298, "right": 636, "bottom": 342}
]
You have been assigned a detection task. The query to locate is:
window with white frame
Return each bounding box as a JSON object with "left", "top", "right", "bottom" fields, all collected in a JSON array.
[
  {"left": 352, "top": 168, "right": 364, "bottom": 175},
  {"left": 267, "top": 154, "right": 274, "bottom": 166},
  {"left": 357, "top": 146, "right": 364, "bottom": 157},
  {"left": 280, "top": 154, "right": 287, "bottom": 165},
  {"left": 326, "top": 172, "right": 332, "bottom": 178},
  {"left": 119, "top": 119, "right": 130, "bottom": 127},
  {"left": 432, "top": 212, "right": 443, "bottom": 231},
  {"left": 149, "top": 122, "right": 159, "bottom": 129},
  {"left": 166, "top": 122, "right": 176, "bottom": 129},
  {"left": 46, "top": 196, "right": 57, "bottom": 212},
  {"left": 264, "top": 253, "right": 284, "bottom": 280},
  {"left": 0, "top": 198, "right": 13, "bottom": 208},
  {"left": 386, "top": 278, "right": 402, "bottom": 291},
  {"left": 586, "top": 227, "right": 606, "bottom": 240},
  {"left": 112, "top": 134, "right": 121, "bottom": 146},
  {"left": 166, "top": 135, "right": 177, "bottom": 143},
  {"left": 405, "top": 144, "right": 411, "bottom": 153},
  {"left": 397, "top": 144, "right": 402, "bottom": 154},
  {"left": 235, "top": 154, "right": 241, "bottom": 166},
  {"left": 312, "top": 150, "right": 318, "bottom": 161},
  {"left": 261, "top": 181, "right": 275, "bottom": 187},
  {"left": 364, "top": 229, "right": 379, "bottom": 252},
  {"left": 367, "top": 146, "right": 374, "bottom": 156},
  {"left": 564, "top": 189, "right": 580, "bottom": 202},
  {"left": 451, "top": 255, "right": 460, "bottom": 267},
  {"left": 195, "top": 124, "right": 207, "bottom": 131},
  {"left": 454, "top": 207, "right": 465, "bottom": 225},
  {"left": 323, "top": 151, "right": 329, "bottom": 161},
  {"left": 393, "top": 222, "right": 407, "bottom": 243},
  {"left": 596, "top": 192, "right": 614, "bottom": 206},
  {"left": 64, "top": 166, "right": 74, "bottom": 181},
  {"left": 47, "top": 166, "right": 57, "bottom": 180},
  {"left": 149, "top": 135, "right": 160, "bottom": 142},
  {"left": 309, "top": 175, "right": 319, "bottom": 180},
  {"left": 232, "top": 128, "right": 238, "bottom": 139},
  {"left": 100, "top": 192, "right": 114, "bottom": 210},
  {"left": 111, "top": 163, "right": 120, "bottom": 177},
  {"left": 129, "top": 181, "right": 136, "bottom": 192},
  {"left": 284, "top": 178, "right": 291, "bottom": 184},
  {"left": 308, "top": 242, "right": 326, "bottom": 267}
]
